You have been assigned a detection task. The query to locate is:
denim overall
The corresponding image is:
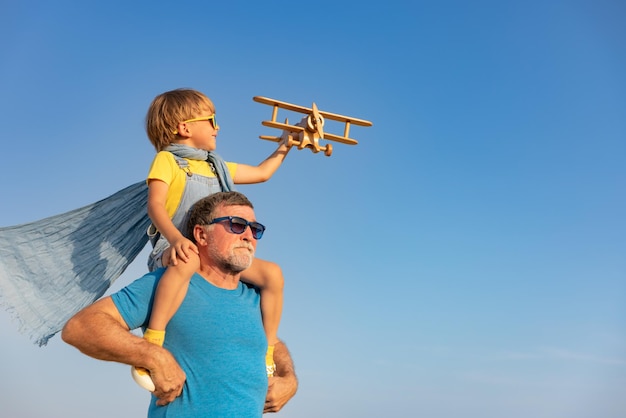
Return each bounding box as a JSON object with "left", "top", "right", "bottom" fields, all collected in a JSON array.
[{"left": 147, "top": 154, "right": 222, "bottom": 271}]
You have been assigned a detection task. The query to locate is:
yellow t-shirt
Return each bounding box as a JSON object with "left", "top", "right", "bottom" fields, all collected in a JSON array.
[{"left": 147, "top": 151, "right": 238, "bottom": 218}]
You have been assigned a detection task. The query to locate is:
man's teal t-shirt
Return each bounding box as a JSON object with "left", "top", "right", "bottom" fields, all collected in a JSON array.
[{"left": 112, "top": 269, "right": 267, "bottom": 418}]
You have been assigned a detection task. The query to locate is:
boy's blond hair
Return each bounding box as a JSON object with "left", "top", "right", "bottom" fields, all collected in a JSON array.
[{"left": 145, "top": 88, "right": 216, "bottom": 151}]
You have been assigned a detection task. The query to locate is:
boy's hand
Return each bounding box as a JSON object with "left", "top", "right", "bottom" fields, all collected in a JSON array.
[
  {"left": 279, "top": 131, "right": 294, "bottom": 149},
  {"left": 166, "top": 237, "right": 199, "bottom": 266}
]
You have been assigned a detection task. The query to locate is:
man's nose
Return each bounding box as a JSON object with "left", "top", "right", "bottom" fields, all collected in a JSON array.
[{"left": 241, "top": 225, "right": 255, "bottom": 240}]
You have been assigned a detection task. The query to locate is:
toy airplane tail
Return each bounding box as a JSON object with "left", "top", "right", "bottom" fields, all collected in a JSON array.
[{"left": 0, "top": 181, "right": 151, "bottom": 346}]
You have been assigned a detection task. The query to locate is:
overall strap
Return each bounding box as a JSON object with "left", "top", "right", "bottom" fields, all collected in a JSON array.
[
  {"left": 170, "top": 153, "right": 192, "bottom": 176},
  {"left": 164, "top": 144, "right": 235, "bottom": 191}
]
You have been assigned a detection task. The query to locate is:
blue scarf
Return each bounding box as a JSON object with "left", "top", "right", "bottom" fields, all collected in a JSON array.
[
  {"left": 0, "top": 181, "right": 151, "bottom": 345},
  {"left": 164, "top": 144, "right": 235, "bottom": 191},
  {"left": 0, "top": 146, "right": 234, "bottom": 346}
]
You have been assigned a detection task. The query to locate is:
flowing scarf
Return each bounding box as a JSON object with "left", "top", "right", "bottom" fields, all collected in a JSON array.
[
  {"left": 0, "top": 146, "right": 233, "bottom": 346},
  {"left": 0, "top": 182, "right": 150, "bottom": 346}
]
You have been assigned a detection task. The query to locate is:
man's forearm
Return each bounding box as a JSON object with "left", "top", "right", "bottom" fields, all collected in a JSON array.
[
  {"left": 62, "top": 297, "right": 159, "bottom": 370},
  {"left": 264, "top": 340, "right": 298, "bottom": 413},
  {"left": 274, "top": 341, "right": 297, "bottom": 380},
  {"left": 62, "top": 297, "right": 186, "bottom": 403}
]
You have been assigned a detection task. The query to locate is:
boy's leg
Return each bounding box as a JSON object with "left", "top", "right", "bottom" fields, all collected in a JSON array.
[
  {"left": 147, "top": 253, "right": 199, "bottom": 333},
  {"left": 241, "top": 258, "right": 284, "bottom": 377},
  {"left": 132, "top": 253, "right": 200, "bottom": 391}
]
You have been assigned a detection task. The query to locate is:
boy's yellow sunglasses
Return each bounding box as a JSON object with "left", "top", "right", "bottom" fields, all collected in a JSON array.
[{"left": 172, "top": 114, "right": 219, "bottom": 134}]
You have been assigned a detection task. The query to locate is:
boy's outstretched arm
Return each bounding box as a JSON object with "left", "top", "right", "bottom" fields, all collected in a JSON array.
[{"left": 234, "top": 140, "right": 292, "bottom": 184}]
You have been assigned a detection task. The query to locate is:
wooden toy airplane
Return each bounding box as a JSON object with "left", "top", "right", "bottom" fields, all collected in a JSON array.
[{"left": 253, "top": 96, "right": 372, "bottom": 156}]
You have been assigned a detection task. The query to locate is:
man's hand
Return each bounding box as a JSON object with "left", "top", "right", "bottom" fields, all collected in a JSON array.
[
  {"left": 264, "top": 341, "right": 298, "bottom": 413},
  {"left": 149, "top": 348, "right": 187, "bottom": 406},
  {"left": 265, "top": 374, "right": 297, "bottom": 413}
]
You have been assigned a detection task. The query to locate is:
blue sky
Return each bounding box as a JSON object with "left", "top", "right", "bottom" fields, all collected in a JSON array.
[{"left": 1, "top": 1, "right": 625, "bottom": 417}]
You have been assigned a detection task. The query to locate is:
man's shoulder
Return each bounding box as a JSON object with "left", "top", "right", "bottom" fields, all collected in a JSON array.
[
  {"left": 115, "top": 269, "right": 164, "bottom": 298},
  {"left": 241, "top": 281, "right": 260, "bottom": 292},
  {"left": 240, "top": 281, "right": 262, "bottom": 299}
]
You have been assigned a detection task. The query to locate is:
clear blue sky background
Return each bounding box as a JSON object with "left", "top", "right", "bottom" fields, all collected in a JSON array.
[{"left": 1, "top": 1, "right": 625, "bottom": 417}]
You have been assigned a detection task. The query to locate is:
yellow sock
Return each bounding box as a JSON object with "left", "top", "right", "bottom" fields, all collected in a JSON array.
[
  {"left": 144, "top": 328, "right": 165, "bottom": 347},
  {"left": 266, "top": 345, "right": 276, "bottom": 377}
]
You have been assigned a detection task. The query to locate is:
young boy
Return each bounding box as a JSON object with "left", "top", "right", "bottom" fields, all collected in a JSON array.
[{"left": 133, "top": 88, "right": 291, "bottom": 390}]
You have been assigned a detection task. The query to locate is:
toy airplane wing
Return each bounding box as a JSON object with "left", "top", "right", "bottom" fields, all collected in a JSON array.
[{"left": 254, "top": 96, "right": 372, "bottom": 156}]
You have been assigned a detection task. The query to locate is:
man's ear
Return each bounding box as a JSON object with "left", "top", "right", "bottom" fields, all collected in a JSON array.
[{"left": 194, "top": 225, "right": 209, "bottom": 246}]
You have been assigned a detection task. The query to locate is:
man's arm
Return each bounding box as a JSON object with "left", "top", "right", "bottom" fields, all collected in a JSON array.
[
  {"left": 61, "top": 297, "right": 185, "bottom": 405},
  {"left": 264, "top": 340, "right": 298, "bottom": 413}
]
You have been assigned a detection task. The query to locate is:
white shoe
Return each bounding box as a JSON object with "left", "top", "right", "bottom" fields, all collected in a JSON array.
[{"left": 131, "top": 366, "right": 156, "bottom": 392}]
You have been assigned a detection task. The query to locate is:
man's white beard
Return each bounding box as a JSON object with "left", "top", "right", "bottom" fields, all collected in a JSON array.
[{"left": 209, "top": 238, "right": 255, "bottom": 273}]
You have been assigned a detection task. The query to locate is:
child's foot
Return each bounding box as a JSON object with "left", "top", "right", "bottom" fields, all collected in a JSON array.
[
  {"left": 131, "top": 329, "right": 165, "bottom": 391},
  {"left": 266, "top": 345, "right": 276, "bottom": 377}
]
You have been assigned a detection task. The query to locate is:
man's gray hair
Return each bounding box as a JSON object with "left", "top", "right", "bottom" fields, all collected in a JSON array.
[{"left": 185, "top": 191, "right": 254, "bottom": 241}]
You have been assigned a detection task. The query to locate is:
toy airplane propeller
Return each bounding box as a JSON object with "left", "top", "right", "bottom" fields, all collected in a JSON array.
[{"left": 253, "top": 96, "right": 372, "bottom": 156}]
